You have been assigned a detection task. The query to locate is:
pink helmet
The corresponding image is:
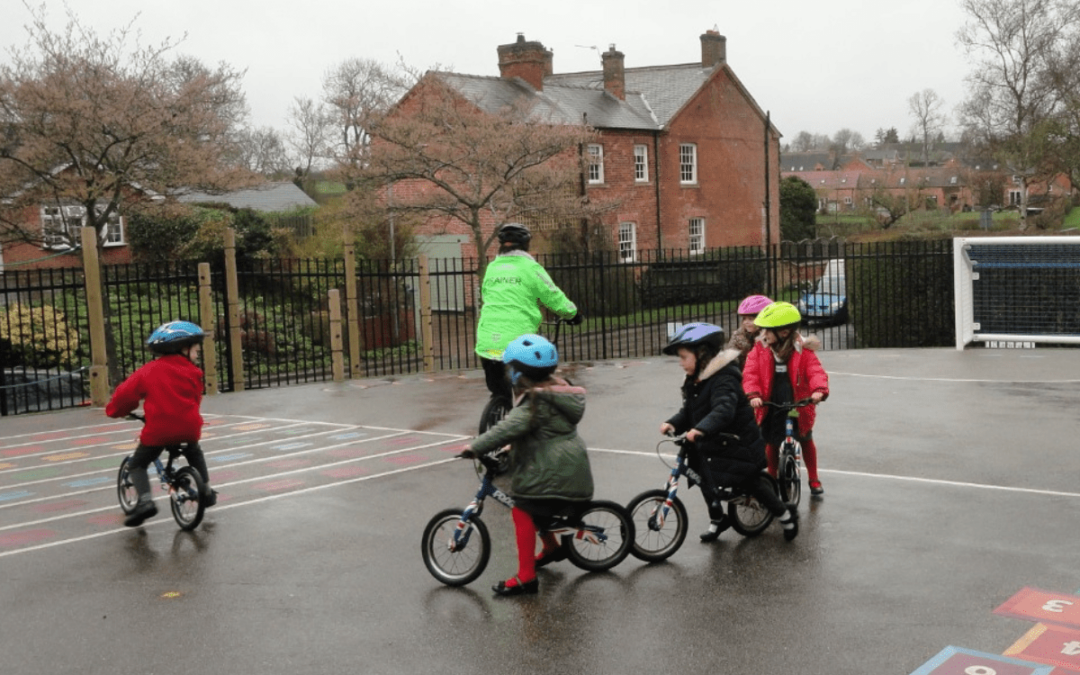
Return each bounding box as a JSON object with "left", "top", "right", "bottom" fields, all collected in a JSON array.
[{"left": 737, "top": 294, "right": 773, "bottom": 316}]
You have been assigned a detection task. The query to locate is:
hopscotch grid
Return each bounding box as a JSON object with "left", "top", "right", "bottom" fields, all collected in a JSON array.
[
  {"left": 0, "top": 422, "right": 359, "bottom": 476},
  {"left": 0, "top": 457, "right": 460, "bottom": 560},
  {"left": 0, "top": 436, "right": 462, "bottom": 531},
  {"left": 0, "top": 413, "right": 231, "bottom": 447},
  {"left": 0, "top": 419, "right": 319, "bottom": 467},
  {"left": 0, "top": 428, "right": 407, "bottom": 504}
]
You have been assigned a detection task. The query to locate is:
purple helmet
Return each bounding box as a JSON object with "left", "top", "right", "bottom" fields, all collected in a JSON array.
[{"left": 737, "top": 294, "right": 774, "bottom": 316}]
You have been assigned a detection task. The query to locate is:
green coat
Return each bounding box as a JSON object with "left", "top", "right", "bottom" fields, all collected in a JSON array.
[
  {"left": 469, "top": 383, "right": 594, "bottom": 502},
  {"left": 474, "top": 251, "right": 577, "bottom": 360}
]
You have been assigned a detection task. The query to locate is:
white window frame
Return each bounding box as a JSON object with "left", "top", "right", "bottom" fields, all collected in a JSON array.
[
  {"left": 634, "top": 144, "right": 649, "bottom": 182},
  {"left": 40, "top": 204, "right": 126, "bottom": 249},
  {"left": 688, "top": 218, "right": 705, "bottom": 255},
  {"left": 587, "top": 144, "right": 605, "bottom": 184},
  {"left": 1008, "top": 189, "right": 1022, "bottom": 206},
  {"left": 618, "top": 222, "right": 636, "bottom": 263},
  {"left": 679, "top": 143, "right": 697, "bottom": 184}
]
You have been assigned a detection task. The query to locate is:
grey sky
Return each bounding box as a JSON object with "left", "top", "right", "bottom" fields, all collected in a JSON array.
[{"left": 2, "top": 0, "right": 974, "bottom": 145}]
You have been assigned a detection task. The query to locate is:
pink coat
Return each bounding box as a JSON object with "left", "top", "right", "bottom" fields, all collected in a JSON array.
[{"left": 742, "top": 342, "right": 829, "bottom": 432}]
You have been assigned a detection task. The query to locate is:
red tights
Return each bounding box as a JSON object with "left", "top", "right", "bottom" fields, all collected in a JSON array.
[
  {"left": 766, "top": 437, "right": 819, "bottom": 482},
  {"left": 510, "top": 507, "right": 559, "bottom": 586}
]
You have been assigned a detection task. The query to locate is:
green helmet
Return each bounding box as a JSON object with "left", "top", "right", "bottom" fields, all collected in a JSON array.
[{"left": 754, "top": 301, "right": 801, "bottom": 329}]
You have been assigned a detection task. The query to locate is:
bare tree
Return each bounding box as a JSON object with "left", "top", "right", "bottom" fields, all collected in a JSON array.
[
  {"left": 0, "top": 3, "right": 253, "bottom": 383},
  {"left": 364, "top": 75, "right": 613, "bottom": 278},
  {"left": 908, "top": 89, "right": 947, "bottom": 166},
  {"left": 322, "top": 58, "right": 409, "bottom": 180},
  {"left": 286, "top": 95, "right": 331, "bottom": 178},
  {"left": 232, "top": 126, "right": 292, "bottom": 177},
  {"left": 957, "top": 0, "right": 1080, "bottom": 229}
]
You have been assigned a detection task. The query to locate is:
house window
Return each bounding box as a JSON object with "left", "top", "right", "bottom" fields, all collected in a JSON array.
[
  {"left": 618, "top": 222, "right": 636, "bottom": 263},
  {"left": 688, "top": 218, "right": 705, "bottom": 254},
  {"left": 587, "top": 144, "right": 604, "bottom": 184},
  {"left": 679, "top": 143, "right": 697, "bottom": 184},
  {"left": 1009, "top": 190, "right": 1022, "bottom": 205},
  {"left": 40, "top": 204, "right": 125, "bottom": 249},
  {"left": 634, "top": 144, "right": 649, "bottom": 182}
]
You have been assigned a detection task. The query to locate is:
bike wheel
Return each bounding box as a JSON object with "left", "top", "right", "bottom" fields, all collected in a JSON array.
[
  {"left": 728, "top": 474, "right": 776, "bottom": 537},
  {"left": 626, "top": 489, "right": 688, "bottom": 563},
  {"left": 778, "top": 450, "right": 801, "bottom": 508},
  {"left": 478, "top": 395, "right": 512, "bottom": 434},
  {"left": 170, "top": 467, "right": 206, "bottom": 531},
  {"left": 421, "top": 508, "right": 490, "bottom": 586},
  {"left": 563, "top": 500, "right": 634, "bottom": 572},
  {"left": 117, "top": 456, "right": 139, "bottom": 515}
]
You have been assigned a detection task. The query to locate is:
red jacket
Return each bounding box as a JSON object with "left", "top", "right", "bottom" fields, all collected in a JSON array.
[
  {"left": 742, "top": 342, "right": 829, "bottom": 432},
  {"left": 105, "top": 355, "right": 204, "bottom": 446}
]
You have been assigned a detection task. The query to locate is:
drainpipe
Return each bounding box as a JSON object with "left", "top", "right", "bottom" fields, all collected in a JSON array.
[
  {"left": 764, "top": 111, "right": 773, "bottom": 296},
  {"left": 654, "top": 131, "right": 662, "bottom": 251}
]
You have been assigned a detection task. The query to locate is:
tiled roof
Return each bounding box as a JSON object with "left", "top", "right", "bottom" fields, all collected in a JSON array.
[
  {"left": 435, "top": 72, "right": 659, "bottom": 130},
  {"left": 546, "top": 63, "right": 712, "bottom": 127},
  {"left": 176, "top": 182, "right": 316, "bottom": 213}
]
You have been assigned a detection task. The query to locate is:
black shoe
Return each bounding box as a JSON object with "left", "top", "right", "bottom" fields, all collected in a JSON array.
[
  {"left": 809, "top": 480, "right": 824, "bottom": 496},
  {"left": 202, "top": 489, "right": 218, "bottom": 507},
  {"left": 781, "top": 506, "right": 799, "bottom": 542},
  {"left": 492, "top": 577, "right": 539, "bottom": 597},
  {"left": 535, "top": 547, "right": 567, "bottom": 569},
  {"left": 700, "top": 519, "right": 730, "bottom": 542},
  {"left": 124, "top": 500, "right": 158, "bottom": 527}
]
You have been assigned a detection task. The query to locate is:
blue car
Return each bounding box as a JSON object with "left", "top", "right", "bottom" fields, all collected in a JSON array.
[{"left": 798, "top": 261, "right": 848, "bottom": 325}]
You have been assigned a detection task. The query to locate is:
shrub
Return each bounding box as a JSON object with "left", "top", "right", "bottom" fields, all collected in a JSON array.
[{"left": 0, "top": 303, "right": 80, "bottom": 368}]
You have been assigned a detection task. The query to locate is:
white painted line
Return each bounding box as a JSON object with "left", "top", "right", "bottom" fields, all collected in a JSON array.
[{"left": 830, "top": 371, "right": 1080, "bottom": 384}]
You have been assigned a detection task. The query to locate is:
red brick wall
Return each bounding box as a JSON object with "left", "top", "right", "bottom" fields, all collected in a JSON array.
[
  {"left": 661, "top": 67, "right": 780, "bottom": 249},
  {"left": 583, "top": 130, "right": 661, "bottom": 251}
]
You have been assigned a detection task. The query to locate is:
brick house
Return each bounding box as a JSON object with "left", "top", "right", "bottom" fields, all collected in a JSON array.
[{"left": 395, "top": 30, "right": 781, "bottom": 261}]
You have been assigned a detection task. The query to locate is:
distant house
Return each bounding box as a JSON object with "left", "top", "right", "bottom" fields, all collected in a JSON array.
[
  {"left": 1, "top": 181, "right": 316, "bottom": 271},
  {"left": 386, "top": 30, "right": 782, "bottom": 260}
]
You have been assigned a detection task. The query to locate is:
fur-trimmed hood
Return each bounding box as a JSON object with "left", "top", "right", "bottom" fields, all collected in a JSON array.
[{"left": 697, "top": 348, "right": 742, "bottom": 382}]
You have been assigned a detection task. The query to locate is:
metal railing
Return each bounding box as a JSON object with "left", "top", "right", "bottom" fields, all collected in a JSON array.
[{"left": 1, "top": 239, "right": 958, "bottom": 415}]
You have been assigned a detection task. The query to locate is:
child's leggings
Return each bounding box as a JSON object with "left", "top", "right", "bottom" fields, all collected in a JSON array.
[
  {"left": 511, "top": 506, "right": 560, "bottom": 583},
  {"left": 765, "top": 435, "right": 819, "bottom": 483}
]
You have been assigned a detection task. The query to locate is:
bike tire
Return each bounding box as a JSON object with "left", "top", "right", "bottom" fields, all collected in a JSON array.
[
  {"left": 478, "top": 395, "right": 513, "bottom": 435},
  {"left": 117, "top": 456, "right": 139, "bottom": 515},
  {"left": 421, "top": 508, "right": 491, "bottom": 586},
  {"left": 563, "top": 500, "right": 634, "bottom": 572},
  {"left": 626, "top": 489, "right": 688, "bottom": 563},
  {"left": 728, "top": 474, "right": 776, "bottom": 537},
  {"left": 778, "top": 450, "right": 801, "bottom": 508},
  {"left": 170, "top": 466, "right": 206, "bottom": 531}
]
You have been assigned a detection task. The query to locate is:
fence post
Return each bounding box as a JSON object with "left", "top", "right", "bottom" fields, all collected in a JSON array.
[
  {"left": 198, "top": 263, "right": 218, "bottom": 395},
  {"left": 328, "top": 289, "right": 344, "bottom": 382},
  {"left": 224, "top": 228, "right": 245, "bottom": 392},
  {"left": 418, "top": 254, "right": 434, "bottom": 373},
  {"left": 80, "top": 227, "right": 109, "bottom": 407},
  {"left": 343, "top": 242, "right": 361, "bottom": 378}
]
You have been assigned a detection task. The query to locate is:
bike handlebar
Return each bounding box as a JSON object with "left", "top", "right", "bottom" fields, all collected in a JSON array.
[{"left": 760, "top": 398, "right": 816, "bottom": 411}]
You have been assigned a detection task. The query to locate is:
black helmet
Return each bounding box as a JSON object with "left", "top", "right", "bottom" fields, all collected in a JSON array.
[
  {"left": 662, "top": 322, "right": 726, "bottom": 355},
  {"left": 496, "top": 223, "right": 531, "bottom": 248}
]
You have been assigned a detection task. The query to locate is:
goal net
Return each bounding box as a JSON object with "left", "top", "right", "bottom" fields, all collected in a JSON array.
[{"left": 954, "top": 236, "right": 1080, "bottom": 348}]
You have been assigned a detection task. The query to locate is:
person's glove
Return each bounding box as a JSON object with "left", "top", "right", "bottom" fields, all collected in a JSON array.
[
  {"left": 457, "top": 448, "right": 477, "bottom": 459},
  {"left": 566, "top": 313, "right": 584, "bottom": 326}
]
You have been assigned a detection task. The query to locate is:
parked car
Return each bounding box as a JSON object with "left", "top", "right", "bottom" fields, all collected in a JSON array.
[{"left": 798, "top": 260, "right": 848, "bottom": 325}]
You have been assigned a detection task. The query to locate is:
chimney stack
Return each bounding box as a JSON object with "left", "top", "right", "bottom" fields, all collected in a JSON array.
[
  {"left": 601, "top": 44, "right": 625, "bottom": 100},
  {"left": 497, "top": 34, "right": 553, "bottom": 90},
  {"left": 701, "top": 29, "right": 727, "bottom": 68}
]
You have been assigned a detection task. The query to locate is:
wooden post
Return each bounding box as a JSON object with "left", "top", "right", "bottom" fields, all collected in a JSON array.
[
  {"left": 224, "top": 228, "right": 245, "bottom": 391},
  {"left": 80, "top": 227, "right": 109, "bottom": 406},
  {"left": 343, "top": 241, "right": 362, "bottom": 378},
  {"left": 197, "top": 263, "right": 218, "bottom": 395},
  {"left": 329, "top": 289, "right": 344, "bottom": 382},
  {"left": 418, "top": 254, "right": 434, "bottom": 373}
]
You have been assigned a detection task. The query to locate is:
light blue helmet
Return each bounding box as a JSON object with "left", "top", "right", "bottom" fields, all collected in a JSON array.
[
  {"left": 503, "top": 333, "right": 558, "bottom": 386},
  {"left": 662, "top": 322, "right": 725, "bottom": 355},
  {"left": 146, "top": 320, "right": 205, "bottom": 354}
]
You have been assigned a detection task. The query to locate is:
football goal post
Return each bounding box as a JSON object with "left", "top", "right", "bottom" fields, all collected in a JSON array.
[{"left": 954, "top": 236, "right": 1080, "bottom": 349}]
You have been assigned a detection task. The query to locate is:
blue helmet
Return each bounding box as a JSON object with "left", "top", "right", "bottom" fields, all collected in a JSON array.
[
  {"left": 146, "top": 320, "right": 205, "bottom": 355},
  {"left": 662, "top": 322, "right": 725, "bottom": 355},
  {"left": 503, "top": 333, "right": 558, "bottom": 386}
]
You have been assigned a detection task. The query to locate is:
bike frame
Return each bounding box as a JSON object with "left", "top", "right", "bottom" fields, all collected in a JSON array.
[
  {"left": 446, "top": 457, "right": 605, "bottom": 553},
  {"left": 648, "top": 439, "right": 753, "bottom": 531},
  {"left": 780, "top": 411, "right": 803, "bottom": 475}
]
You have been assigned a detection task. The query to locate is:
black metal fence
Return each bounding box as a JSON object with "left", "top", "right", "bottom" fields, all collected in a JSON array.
[{"left": 1, "top": 239, "right": 957, "bottom": 415}]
